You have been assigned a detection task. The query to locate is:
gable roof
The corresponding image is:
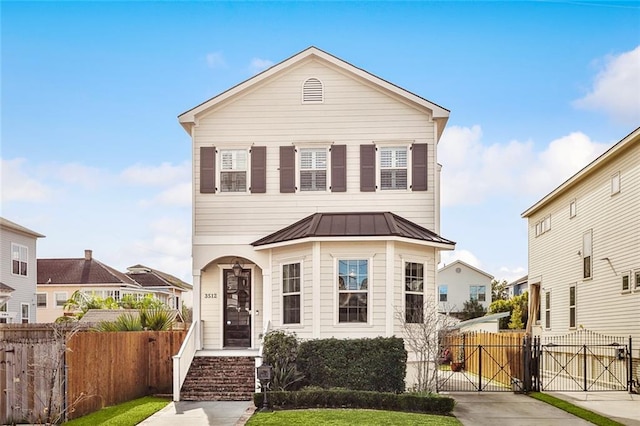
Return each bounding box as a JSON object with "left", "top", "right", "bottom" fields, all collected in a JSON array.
[
  {"left": 126, "top": 265, "right": 192, "bottom": 291},
  {"left": 38, "top": 255, "right": 138, "bottom": 287},
  {"left": 0, "top": 217, "right": 45, "bottom": 238},
  {"left": 252, "top": 212, "right": 455, "bottom": 249},
  {"left": 522, "top": 126, "right": 640, "bottom": 217},
  {"left": 178, "top": 46, "right": 450, "bottom": 140},
  {"left": 438, "top": 259, "right": 494, "bottom": 280}
]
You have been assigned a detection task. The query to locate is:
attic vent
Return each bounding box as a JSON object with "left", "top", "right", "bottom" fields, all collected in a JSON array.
[{"left": 302, "top": 78, "right": 323, "bottom": 103}]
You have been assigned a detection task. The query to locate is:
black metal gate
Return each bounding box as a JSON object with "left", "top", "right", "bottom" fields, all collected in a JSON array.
[
  {"left": 437, "top": 330, "right": 634, "bottom": 393},
  {"left": 533, "top": 329, "right": 633, "bottom": 392}
]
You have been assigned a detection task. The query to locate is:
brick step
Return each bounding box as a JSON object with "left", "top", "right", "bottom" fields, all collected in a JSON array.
[{"left": 180, "top": 356, "right": 256, "bottom": 401}]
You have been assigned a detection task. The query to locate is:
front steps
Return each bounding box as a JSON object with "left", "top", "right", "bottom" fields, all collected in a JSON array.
[{"left": 180, "top": 356, "right": 256, "bottom": 401}]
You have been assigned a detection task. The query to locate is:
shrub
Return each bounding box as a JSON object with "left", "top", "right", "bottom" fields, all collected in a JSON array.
[
  {"left": 296, "top": 336, "right": 407, "bottom": 393},
  {"left": 253, "top": 389, "right": 455, "bottom": 414},
  {"left": 262, "top": 330, "right": 304, "bottom": 390}
]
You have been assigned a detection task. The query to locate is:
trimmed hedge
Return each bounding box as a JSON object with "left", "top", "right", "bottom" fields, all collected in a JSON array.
[
  {"left": 253, "top": 389, "right": 455, "bottom": 415},
  {"left": 296, "top": 337, "right": 407, "bottom": 393}
]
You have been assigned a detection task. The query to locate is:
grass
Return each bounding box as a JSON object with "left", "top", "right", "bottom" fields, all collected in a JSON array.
[
  {"left": 529, "top": 392, "right": 624, "bottom": 426},
  {"left": 246, "top": 408, "right": 462, "bottom": 425},
  {"left": 63, "top": 396, "right": 170, "bottom": 426}
]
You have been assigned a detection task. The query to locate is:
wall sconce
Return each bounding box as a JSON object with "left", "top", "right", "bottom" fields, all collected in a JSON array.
[
  {"left": 577, "top": 250, "right": 582, "bottom": 257},
  {"left": 232, "top": 258, "right": 244, "bottom": 277}
]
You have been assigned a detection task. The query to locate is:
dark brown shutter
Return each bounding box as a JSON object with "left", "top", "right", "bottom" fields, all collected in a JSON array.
[
  {"left": 200, "top": 146, "right": 216, "bottom": 193},
  {"left": 280, "top": 146, "right": 296, "bottom": 193},
  {"left": 331, "top": 145, "right": 346, "bottom": 192},
  {"left": 411, "top": 143, "right": 428, "bottom": 191},
  {"left": 360, "top": 144, "right": 376, "bottom": 192},
  {"left": 250, "top": 146, "right": 266, "bottom": 193}
]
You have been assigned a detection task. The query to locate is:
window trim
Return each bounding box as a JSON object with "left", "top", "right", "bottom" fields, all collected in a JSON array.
[
  {"left": 218, "top": 148, "right": 250, "bottom": 193},
  {"left": 569, "top": 199, "right": 577, "bottom": 218},
  {"left": 297, "top": 145, "right": 330, "bottom": 192},
  {"left": 21, "top": 302, "right": 30, "bottom": 324},
  {"left": 438, "top": 285, "right": 448, "bottom": 303},
  {"left": 336, "top": 257, "right": 371, "bottom": 325},
  {"left": 54, "top": 292, "right": 68, "bottom": 308},
  {"left": 469, "top": 285, "right": 487, "bottom": 302},
  {"left": 611, "top": 171, "right": 620, "bottom": 195},
  {"left": 36, "top": 292, "right": 47, "bottom": 308},
  {"left": 535, "top": 215, "right": 551, "bottom": 237},
  {"left": 569, "top": 285, "right": 576, "bottom": 329},
  {"left": 377, "top": 144, "right": 411, "bottom": 191},
  {"left": 11, "top": 243, "right": 28, "bottom": 277},
  {"left": 404, "top": 260, "right": 425, "bottom": 323},
  {"left": 622, "top": 272, "right": 631, "bottom": 293},
  {"left": 281, "top": 260, "right": 303, "bottom": 326}
]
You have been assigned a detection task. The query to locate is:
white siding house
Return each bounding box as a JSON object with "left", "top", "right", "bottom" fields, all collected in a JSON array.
[
  {"left": 0, "top": 217, "right": 45, "bottom": 323},
  {"left": 176, "top": 47, "right": 456, "bottom": 395},
  {"left": 522, "top": 127, "right": 639, "bottom": 343},
  {"left": 437, "top": 260, "right": 493, "bottom": 316}
]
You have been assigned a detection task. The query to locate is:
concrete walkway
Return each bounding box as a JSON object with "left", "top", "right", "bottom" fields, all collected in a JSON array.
[
  {"left": 550, "top": 391, "right": 640, "bottom": 426},
  {"left": 138, "top": 400, "right": 255, "bottom": 426}
]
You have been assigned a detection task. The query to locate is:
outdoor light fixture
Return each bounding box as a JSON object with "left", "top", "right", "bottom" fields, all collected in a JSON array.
[{"left": 232, "top": 258, "right": 244, "bottom": 277}]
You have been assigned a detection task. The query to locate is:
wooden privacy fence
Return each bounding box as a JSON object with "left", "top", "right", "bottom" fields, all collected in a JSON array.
[{"left": 0, "top": 326, "right": 186, "bottom": 423}]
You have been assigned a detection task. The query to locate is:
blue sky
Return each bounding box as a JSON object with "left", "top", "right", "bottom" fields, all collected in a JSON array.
[{"left": 2, "top": 1, "right": 639, "bottom": 284}]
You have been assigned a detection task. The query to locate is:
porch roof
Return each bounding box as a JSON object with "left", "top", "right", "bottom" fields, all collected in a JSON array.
[
  {"left": 251, "top": 212, "right": 455, "bottom": 248},
  {"left": 0, "top": 282, "right": 15, "bottom": 293}
]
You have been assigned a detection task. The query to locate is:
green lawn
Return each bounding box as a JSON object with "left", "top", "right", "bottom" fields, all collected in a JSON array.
[
  {"left": 529, "top": 393, "right": 624, "bottom": 426},
  {"left": 246, "top": 409, "right": 462, "bottom": 425},
  {"left": 63, "top": 396, "right": 170, "bottom": 426}
]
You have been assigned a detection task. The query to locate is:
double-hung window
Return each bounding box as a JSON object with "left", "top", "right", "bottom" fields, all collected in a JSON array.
[
  {"left": 37, "top": 293, "right": 47, "bottom": 308},
  {"left": 55, "top": 292, "right": 68, "bottom": 308},
  {"left": 622, "top": 273, "right": 630, "bottom": 292},
  {"left": 405, "top": 262, "right": 424, "bottom": 323},
  {"left": 11, "top": 243, "right": 28, "bottom": 276},
  {"left": 220, "top": 149, "right": 247, "bottom": 192},
  {"left": 282, "top": 263, "right": 301, "bottom": 324},
  {"left": 338, "top": 259, "right": 368, "bottom": 323},
  {"left": 545, "top": 291, "right": 551, "bottom": 329},
  {"left": 583, "top": 229, "right": 592, "bottom": 279},
  {"left": 380, "top": 147, "right": 407, "bottom": 190},
  {"left": 439, "top": 285, "right": 448, "bottom": 302},
  {"left": 21, "top": 303, "right": 29, "bottom": 324},
  {"left": 470, "top": 285, "right": 486, "bottom": 302},
  {"left": 300, "top": 148, "right": 327, "bottom": 191},
  {"left": 569, "top": 285, "right": 576, "bottom": 328}
]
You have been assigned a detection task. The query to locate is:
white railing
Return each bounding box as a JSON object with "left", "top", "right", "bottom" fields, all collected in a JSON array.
[{"left": 172, "top": 320, "right": 198, "bottom": 401}]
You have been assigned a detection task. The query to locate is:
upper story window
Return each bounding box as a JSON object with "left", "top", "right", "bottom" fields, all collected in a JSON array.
[
  {"left": 300, "top": 148, "right": 327, "bottom": 191},
  {"left": 405, "top": 262, "right": 424, "bottom": 323},
  {"left": 282, "top": 262, "right": 301, "bottom": 325},
  {"left": 439, "top": 285, "right": 448, "bottom": 302},
  {"left": 338, "top": 259, "right": 368, "bottom": 323},
  {"left": 37, "top": 293, "right": 47, "bottom": 308},
  {"left": 622, "top": 273, "right": 630, "bottom": 292},
  {"left": 535, "top": 216, "right": 551, "bottom": 237},
  {"left": 302, "top": 78, "right": 323, "bottom": 103},
  {"left": 11, "top": 243, "right": 28, "bottom": 276},
  {"left": 611, "top": 172, "right": 620, "bottom": 195},
  {"left": 380, "top": 147, "right": 408, "bottom": 190},
  {"left": 470, "top": 285, "right": 486, "bottom": 302},
  {"left": 220, "top": 149, "right": 247, "bottom": 192},
  {"left": 582, "top": 229, "right": 592, "bottom": 279},
  {"left": 569, "top": 199, "right": 577, "bottom": 218}
]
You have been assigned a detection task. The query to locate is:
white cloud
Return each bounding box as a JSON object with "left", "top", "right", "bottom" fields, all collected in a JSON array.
[
  {"left": 49, "top": 162, "right": 107, "bottom": 189},
  {"left": 439, "top": 126, "right": 611, "bottom": 207},
  {"left": 439, "top": 249, "right": 482, "bottom": 269},
  {"left": 206, "top": 52, "right": 226, "bottom": 69},
  {"left": 494, "top": 266, "right": 527, "bottom": 284},
  {"left": 121, "top": 161, "right": 191, "bottom": 186},
  {"left": 249, "top": 58, "right": 274, "bottom": 74},
  {"left": 0, "top": 158, "right": 50, "bottom": 203},
  {"left": 573, "top": 46, "right": 640, "bottom": 125},
  {"left": 152, "top": 182, "right": 192, "bottom": 206}
]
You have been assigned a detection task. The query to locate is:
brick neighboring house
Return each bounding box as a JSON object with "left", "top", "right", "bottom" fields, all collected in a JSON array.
[
  {"left": 37, "top": 250, "right": 192, "bottom": 322},
  {"left": 0, "top": 217, "right": 45, "bottom": 323}
]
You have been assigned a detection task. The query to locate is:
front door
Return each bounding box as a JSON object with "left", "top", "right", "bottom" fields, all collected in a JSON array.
[{"left": 223, "top": 269, "right": 251, "bottom": 348}]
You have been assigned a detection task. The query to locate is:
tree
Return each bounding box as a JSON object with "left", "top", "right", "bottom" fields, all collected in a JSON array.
[
  {"left": 508, "top": 303, "right": 525, "bottom": 329},
  {"left": 488, "top": 291, "right": 529, "bottom": 330},
  {"left": 491, "top": 279, "right": 508, "bottom": 302},
  {"left": 460, "top": 299, "right": 486, "bottom": 320},
  {"left": 488, "top": 298, "right": 512, "bottom": 329}
]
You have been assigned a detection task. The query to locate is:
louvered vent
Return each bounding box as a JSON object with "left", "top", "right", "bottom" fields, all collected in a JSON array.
[{"left": 302, "top": 78, "right": 323, "bottom": 103}]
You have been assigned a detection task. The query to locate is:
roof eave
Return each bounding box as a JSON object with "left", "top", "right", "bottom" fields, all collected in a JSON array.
[{"left": 253, "top": 235, "right": 456, "bottom": 251}]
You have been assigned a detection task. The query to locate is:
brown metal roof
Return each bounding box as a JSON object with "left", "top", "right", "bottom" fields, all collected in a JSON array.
[
  {"left": 252, "top": 212, "right": 455, "bottom": 247},
  {"left": 37, "top": 258, "right": 138, "bottom": 286}
]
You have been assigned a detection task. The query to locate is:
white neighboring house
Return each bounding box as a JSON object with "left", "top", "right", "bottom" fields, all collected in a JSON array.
[
  {"left": 175, "top": 46, "right": 456, "bottom": 397},
  {"left": 0, "top": 217, "right": 45, "bottom": 323},
  {"left": 522, "top": 127, "right": 639, "bottom": 339},
  {"left": 437, "top": 260, "right": 494, "bottom": 316}
]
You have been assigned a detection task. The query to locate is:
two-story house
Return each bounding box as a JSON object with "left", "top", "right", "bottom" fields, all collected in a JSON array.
[
  {"left": 174, "top": 46, "right": 455, "bottom": 399},
  {"left": 437, "top": 260, "right": 493, "bottom": 317},
  {"left": 522, "top": 127, "right": 639, "bottom": 340},
  {"left": 0, "top": 217, "right": 45, "bottom": 323}
]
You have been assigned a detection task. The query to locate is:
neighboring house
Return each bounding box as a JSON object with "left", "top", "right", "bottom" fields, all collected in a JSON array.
[
  {"left": 437, "top": 260, "right": 494, "bottom": 316},
  {"left": 522, "top": 127, "right": 639, "bottom": 338},
  {"left": 36, "top": 250, "right": 191, "bottom": 322},
  {"left": 452, "top": 311, "right": 510, "bottom": 333},
  {"left": 0, "top": 217, "right": 45, "bottom": 324},
  {"left": 506, "top": 275, "right": 528, "bottom": 298},
  {"left": 126, "top": 264, "right": 192, "bottom": 310},
  {"left": 176, "top": 46, "right": 456, "bottom": 393}
]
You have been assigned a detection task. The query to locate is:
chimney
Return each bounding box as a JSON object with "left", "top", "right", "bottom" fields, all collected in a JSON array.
[{"left": 84, "top": 249, "right": 92, "bottom": 261}]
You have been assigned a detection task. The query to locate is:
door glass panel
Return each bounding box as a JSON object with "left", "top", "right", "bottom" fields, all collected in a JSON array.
[{"left": 224, "top": 269, "right": 251, "bottom": 347}]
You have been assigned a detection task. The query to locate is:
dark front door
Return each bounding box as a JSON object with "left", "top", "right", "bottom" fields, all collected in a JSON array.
[{"left": 224, "top": 269, "right": 251, "bottom": 348}]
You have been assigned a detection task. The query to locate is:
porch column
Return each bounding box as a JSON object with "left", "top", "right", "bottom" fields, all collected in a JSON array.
[
  {"left": 386, "top": 241, "right": 395, "bottom": 337},
  {"left": 193, "top": 272, "right": 202, "bottom": 350},
  {"left": 262, "top": 268, "right": 272, "bottom": 331},
  {"left": 313, "top": 242, "right": 321, "bottom": 338}
]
